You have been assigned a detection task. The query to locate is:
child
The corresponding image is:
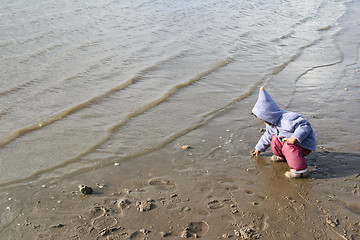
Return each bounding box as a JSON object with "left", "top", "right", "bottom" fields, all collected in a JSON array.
[{"left": 252, "top": 87, "right": 317, "bottom": 179}]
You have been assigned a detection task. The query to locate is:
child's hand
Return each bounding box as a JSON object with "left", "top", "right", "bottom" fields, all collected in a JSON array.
[
  {"left": 287, "top": 137, "right": 298, "bottom": 144},
  {"left": 251, "top": 149, "right": 261, "bottom": 156}
]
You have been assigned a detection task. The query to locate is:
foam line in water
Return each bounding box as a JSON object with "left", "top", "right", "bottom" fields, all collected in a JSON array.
[
  {"left": 0, "top": 50, "right": 187, "bottom": 147},
  {"left": 107, "top": 56, "right": 232, "bottom": 132},
  {"left": 0, "top": 78, "right": 41, "bottom": 97},
  {"left": 0, "top": 76, "right": 137, "bottom": 148},
  {"left": 270, "top": 39, "right": 320, "bottom": 77},
  {"left": 271, "top": 54, "right": 297, "bottom": 75}
]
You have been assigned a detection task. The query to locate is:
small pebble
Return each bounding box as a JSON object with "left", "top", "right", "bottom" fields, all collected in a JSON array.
[
  {"left": 41, "top": 185, "right": 47, "bottom": 188},
  {"left": 160, "top": 231, "right": 169, "bottom": 237},
  {"left": 140, "top": 229, "right": 150, "bottom": 234},
  {"left": 250, "top": 150, "right": 256, "bottom": 157},
  {"left": 181, "top": 145, "right": 191, "bottom": 150},
  {"left": 114, "top": 162, "right": 120, "bottom": 166},
  {"left": 344, "top": 88, "right": 348, "bottom": 91},
  {"left": 222, "top": 233, "right": 231, "bottom": 238},
  {"left": 79, "top": 185, "right": 93, "bottom": 195},
  {"left": 50, "top": 223, "right": 65, "bottom": 228},
  {"left": 231, "top": 209, "right": 239, "bottom": 214},
  {"left": 326, "top": 216, "right": 339, "bottom": 227},
  {"left": 181, "top": 228, "right": 190, "bottom": 238}
]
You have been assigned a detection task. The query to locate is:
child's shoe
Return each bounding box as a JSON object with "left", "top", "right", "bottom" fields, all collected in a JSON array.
[
  {"left": 270, "top": 155, "right": 285, "bottom": 162},
  {"left": 284, "top": 170, "right": 309, "bottom": 179}
]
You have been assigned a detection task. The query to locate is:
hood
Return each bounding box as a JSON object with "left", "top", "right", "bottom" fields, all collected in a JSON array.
[{"left": 252, "top": 87, "right": 283, "bottom": 125}]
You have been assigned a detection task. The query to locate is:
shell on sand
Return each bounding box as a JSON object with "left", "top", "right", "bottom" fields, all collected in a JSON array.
[{"left": 181, "top": 145, "right": 192, "bottom": 150}]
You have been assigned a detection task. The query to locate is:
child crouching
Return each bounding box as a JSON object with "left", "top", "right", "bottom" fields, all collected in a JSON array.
[{"left": 252, "top": 87, "right": 317, "bottom": 179}]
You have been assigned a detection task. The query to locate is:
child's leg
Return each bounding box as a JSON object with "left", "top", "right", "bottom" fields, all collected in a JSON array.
[
  {"left": 282, "top": 142, "right": 311, "bottom": 172},
  {"left": 270, "top": 135, "right": 284, "bottom": 158}
]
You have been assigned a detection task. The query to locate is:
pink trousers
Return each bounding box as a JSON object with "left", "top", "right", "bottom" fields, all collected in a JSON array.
[{"left": 270, "top": 135, "right": 311, "bottom": 173}]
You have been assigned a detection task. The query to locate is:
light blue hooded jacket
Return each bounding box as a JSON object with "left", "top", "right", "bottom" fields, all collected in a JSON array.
[{"left": 252, "top": 87, "right": 317, "bottom": 152}]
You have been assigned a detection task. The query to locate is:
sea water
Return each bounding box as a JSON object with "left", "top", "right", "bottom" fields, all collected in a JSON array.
[{"left": 0, "top": 0, "right": 359, "bottom": 186}]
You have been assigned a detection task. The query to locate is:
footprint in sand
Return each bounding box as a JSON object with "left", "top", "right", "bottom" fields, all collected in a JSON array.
[
  {"left": 90, "top": 206, "right": 123, "bottom": 237},
  {"left": 77, "top": 225, "right": 92, "bottom": 236},
  {"left": 182, "top": 221, "right": 209, "bottom": 238},
  {"left": 196, "top": 209, "right": 210, "bottom": 216},
  {"left": 160, "top": 194, "right": 184, "bottom": 209},
  {"left": 91, "top": 206, "right": 106, "bottom": 217},
  {"left": 207, "top": 200, "right": 224, "bottom": 209},
  {"left": 91, "top": 215, "right": 117, "bottom": 231},
  {"left": 245, "top": 190, "right": 254, "bottom": 194},
  {"left": 148, "top": 178, "right": 176, "bottom": 191},
  {"left": 200, "top": 186, "right": 212, "bottom": 194},
  {"left": 129, "top": 231, "right": 146, "bottom": 240},
  {"left": 225, "top": 185, "right": 240, "bottom": 191},
  {"left": 77, "top": 206, "right": 122, "bottom": 238}
]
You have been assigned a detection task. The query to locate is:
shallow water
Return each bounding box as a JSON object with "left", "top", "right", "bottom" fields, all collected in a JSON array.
[{"left": 0, "top": 0, "right": 359, "bottom": 186}]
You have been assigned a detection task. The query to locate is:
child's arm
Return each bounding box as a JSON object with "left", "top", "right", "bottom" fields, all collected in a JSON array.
[
  {"left": 254, "top": 126, "right": 275, "bottom": 154},
  {"left": 291, "top": 116, "right": 312, "bottom": 143}
]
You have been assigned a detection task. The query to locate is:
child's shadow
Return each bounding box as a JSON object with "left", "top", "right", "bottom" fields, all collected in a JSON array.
[
  {"left": 307, "top": 151, "right": 360, "bottom": 179},
  {"left": 252, "top": 151, "right": 360, "bottom": 180}
]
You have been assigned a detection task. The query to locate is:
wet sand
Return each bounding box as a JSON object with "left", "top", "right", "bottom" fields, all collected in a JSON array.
[{"left": 1, "top": 81, "right": 359, "bottom": 240}]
